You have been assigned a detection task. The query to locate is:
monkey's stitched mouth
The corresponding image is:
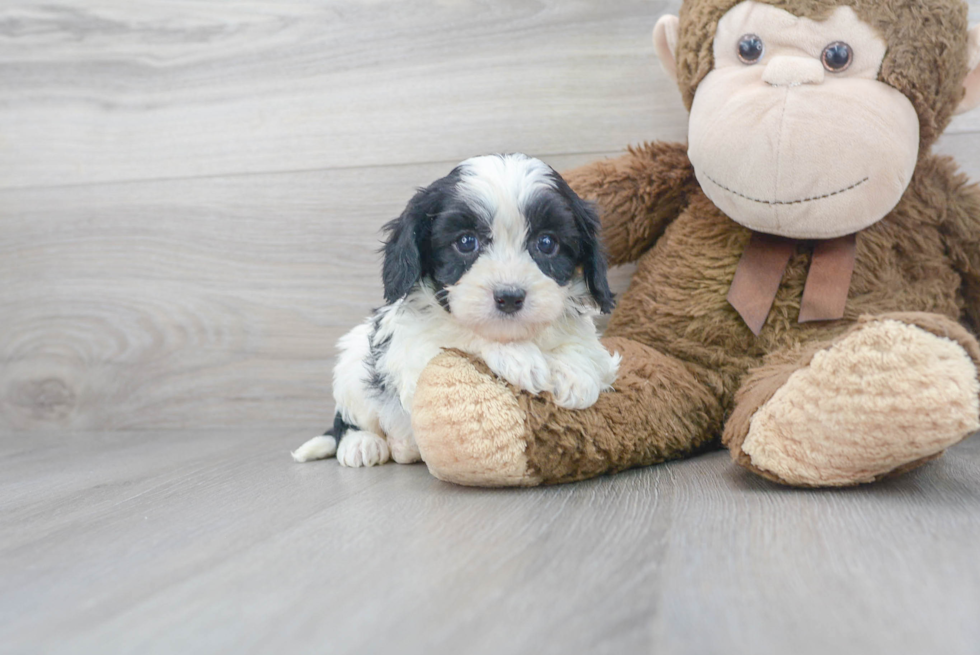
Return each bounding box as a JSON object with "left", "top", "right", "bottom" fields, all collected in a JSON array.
[{"left": 704, "top": 175, "right": 870, "bottom": 206}]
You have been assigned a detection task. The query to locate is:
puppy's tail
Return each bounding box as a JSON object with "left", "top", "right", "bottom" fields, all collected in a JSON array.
[
  {"left": 291, "top": 413, "right": 352, "bottom": 462},
  {"left": 291, "top": 435, "right": 337, "bottom": 462}
]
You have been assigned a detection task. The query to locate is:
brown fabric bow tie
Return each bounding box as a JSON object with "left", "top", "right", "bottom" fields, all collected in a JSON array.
[{"left": 727, "top": 231, "right": 857, "bottom": 336}]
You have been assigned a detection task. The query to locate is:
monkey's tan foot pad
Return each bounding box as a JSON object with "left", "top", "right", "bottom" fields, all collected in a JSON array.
[
  {"left": 741, "top": 320, "right": 980, "bottom": 486},
  {"left": 412, "top": 350, "right": 542, "bottom": 487}
]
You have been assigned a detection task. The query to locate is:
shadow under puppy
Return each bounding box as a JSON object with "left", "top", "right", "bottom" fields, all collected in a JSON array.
[{"left": 293, "top": 153, "right": 620, "bottom": 467}]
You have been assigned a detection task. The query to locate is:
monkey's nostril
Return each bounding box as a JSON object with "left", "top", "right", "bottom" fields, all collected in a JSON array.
[{"left": 493, "top": 288, "right": 526, "bottom": 314}]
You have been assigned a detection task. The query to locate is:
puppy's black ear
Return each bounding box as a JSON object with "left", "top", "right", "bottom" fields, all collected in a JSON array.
[
  {"left": 552, "top": 174, "right": 615, "bottom": 314},
  {"left": 381, "top": 175, "right": 452, "bottom": 304},
  {"left": 381, "top": 192, "right": 427, "bottom": 304}
]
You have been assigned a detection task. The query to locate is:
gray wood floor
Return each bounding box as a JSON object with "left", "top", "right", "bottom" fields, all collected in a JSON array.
[
  {"left": 2, "top": 0, "right": 979, "bottom": 432},
  {"left": 3, "top": 1, "right": 980, "bottom": 653},
  {"left": 2, "top": 431, "right": 980, "bottom": 654}
]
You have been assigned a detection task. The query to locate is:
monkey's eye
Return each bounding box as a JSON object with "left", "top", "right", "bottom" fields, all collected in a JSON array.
[
  {"left": 822, "top": 42, "right": 853, "bottom": 72},
  {"left": 535, "top": 233, "right": 558, "bottom": 257},
  {"left": 737, "top": 34, "right": 764, "bottom": 64},
  {"left": 454, "top": 233, "right": 479, "bottom": 254}
]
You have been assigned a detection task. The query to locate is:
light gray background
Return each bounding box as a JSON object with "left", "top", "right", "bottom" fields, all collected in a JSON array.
[{"left": 2, "top": 1, "right": 980, "bottom": 653}]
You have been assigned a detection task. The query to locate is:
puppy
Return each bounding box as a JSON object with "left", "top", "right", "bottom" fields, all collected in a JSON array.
[{"left": 292, "top": 153, "right": 620, "bottom": 467}]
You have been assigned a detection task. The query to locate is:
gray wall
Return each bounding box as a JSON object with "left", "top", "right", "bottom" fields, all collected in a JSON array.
[{"left": 3, "top": 0, "right": 980, "bottom": 432}]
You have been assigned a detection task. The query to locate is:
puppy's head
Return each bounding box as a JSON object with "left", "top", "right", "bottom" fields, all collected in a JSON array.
[{"left": 382, "top": 153, "right": 613, "bottom": 342}]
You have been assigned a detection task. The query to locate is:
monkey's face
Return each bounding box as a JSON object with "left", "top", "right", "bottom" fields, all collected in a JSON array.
[{"left": 686, "top": 2, "right": 920, "bottom": 240}]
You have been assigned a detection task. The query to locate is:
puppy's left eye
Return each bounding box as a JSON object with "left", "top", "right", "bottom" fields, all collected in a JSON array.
[
  {"left": 454, "top": 233, "right": 479, "bottom": 254},
  {"left": 535, "top": 234, "right": 558, "bottom": 256}
]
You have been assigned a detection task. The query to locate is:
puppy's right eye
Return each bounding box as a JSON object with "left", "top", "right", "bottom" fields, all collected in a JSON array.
[
  {"left": 535, "top": 233, "right": 558, "bottom": 256},
  {"left": 454, "top": 233, "right": 479, "bottom": 254}
]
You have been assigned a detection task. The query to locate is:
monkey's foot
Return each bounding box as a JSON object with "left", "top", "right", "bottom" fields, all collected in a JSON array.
[
  {"left": 412, "top": 350, "right": 541, "bottom": 487},
  {"left": 728, "top": 316, "right": 980, "bottom": 486}
]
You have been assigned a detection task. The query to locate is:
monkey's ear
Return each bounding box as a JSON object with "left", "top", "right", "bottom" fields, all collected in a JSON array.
[
  {"left": 955, "top": 24, "right": 980, "bottom": 115},
  {"left": 653, "top": 15, "right": 680, "bottom": 83}
]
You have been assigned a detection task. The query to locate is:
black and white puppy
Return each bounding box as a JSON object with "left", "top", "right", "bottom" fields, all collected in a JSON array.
[{"left": 292, "top": 153, "right": 620, "bottom": 467}]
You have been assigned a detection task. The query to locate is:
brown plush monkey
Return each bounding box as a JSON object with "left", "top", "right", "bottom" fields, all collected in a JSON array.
[{"left": 410, "top": 0, "right": 980, "bottom": 487}]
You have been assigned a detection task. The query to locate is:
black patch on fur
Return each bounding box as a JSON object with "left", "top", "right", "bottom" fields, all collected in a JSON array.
[
  {"left": 427, "top": 199, "right": 492, "bottom": 292},
  {"left": 381, "top": 168, "right": 463, "bottom": 304},
  {"left": 523, "top": 192, "right": 586, "bottom": 286},
  {"left": 524, "top": 171, "right": 615, "bottom": 313},
  {"left": 365, "top": 310, "right": 394, "bottom": 396},
  {"left": 323, "top": 412, "right": 356, "bottom": 445},
  {"left": 432, "top": 281, "right": 453, "bottom": 312}
]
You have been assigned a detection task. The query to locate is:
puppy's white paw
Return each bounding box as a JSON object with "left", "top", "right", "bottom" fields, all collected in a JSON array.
[
  {"left": 336, "top": 431, "right": 391, "bottom": 467},
  {"left": 291, "top": 435, "right": 338, "bottom": 462},
  {"left": 481, "top": 342, "right": 550, "bottom": 394},
  {"left": 388, "top": 437, "right": 422, "bottom": 464},
  {"left": 549, "top": 359, "right": 603, "bottom": 410}
]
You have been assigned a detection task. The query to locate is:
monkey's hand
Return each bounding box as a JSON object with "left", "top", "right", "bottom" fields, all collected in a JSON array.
[{"left": 562, "top": 141, "right": 697, "bottom": 266}]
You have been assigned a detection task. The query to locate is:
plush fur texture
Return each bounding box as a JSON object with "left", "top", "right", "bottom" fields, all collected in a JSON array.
[
  {"left": 415, "top": 337, "right": 723, "bottom": 486},
  {"left": 413, "top": 349, "right": 540, "bottom": 486},
  {"left": 411, "top": 0, "right": 980, "bottom": 487},
  {"left": 415, "top": 148, "right": 980, "bottom": 486},
  {"left": 738, "top": 319, "right": 980, "bottom": 485},
  {"left": 599, "top": 150, "right": 977, "bottom": 407},
  {"left": 724, "top": 312, "right": 980, "bottom": 484}
]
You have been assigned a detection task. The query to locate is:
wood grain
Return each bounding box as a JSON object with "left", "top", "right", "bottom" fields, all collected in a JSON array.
[
  {"left": 1, "top": 429, "right": 978, "bottom": 654},
  {"left": 2, "top": 2, "right": 980, "bottom": 652},
  {"left": 4, "top": 0, "right": 971, "bottom": 191},
  {"left": 0, "top": 153, "right": 609, "bottom": 431},
  {"left": 3, "top": 0, "right": 979, "bottom": 431},
  {"left": 0, "top": 0, "right": 691, "bottom": 190}
]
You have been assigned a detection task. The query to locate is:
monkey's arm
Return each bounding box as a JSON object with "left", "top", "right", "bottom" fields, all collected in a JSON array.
[
  {"left": 938, "top": 164, "right": 980, "bottom": 331},
  {"left": 562, "top": 141, "right": 698, "bottom": 266}
]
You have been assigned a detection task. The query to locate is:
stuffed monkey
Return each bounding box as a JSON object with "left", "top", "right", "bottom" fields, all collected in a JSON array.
[{"left": 411, "top": 0, "right": 980, "bottom": 487}]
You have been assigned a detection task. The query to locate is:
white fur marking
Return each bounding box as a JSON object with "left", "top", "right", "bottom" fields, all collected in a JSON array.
[
  {"left": 291, "top": 436, "right": 338, "bottom": 462},
  {"left": 481, "top": 341, "right": 552, "bottom": 394},
  {"left": 448, "top": 250, "right": 568, "bottom": 343},
  {"left": 456, "top": 153, "right": 556, "bottom": 232},
  {"left": 336, "top": 431, "right": 391, "bottom": 467}
]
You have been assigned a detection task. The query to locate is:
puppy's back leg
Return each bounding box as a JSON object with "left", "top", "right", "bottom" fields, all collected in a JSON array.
[
  {"left": 378, "top": 402, "right": 421, "bottom": 464},
  {"left": 292, "top": 318, "right": 385, "bottom": 464}
]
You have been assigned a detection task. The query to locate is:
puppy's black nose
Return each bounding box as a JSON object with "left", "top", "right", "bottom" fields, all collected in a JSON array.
[{"left": 493, "top": 288, "right": 526, "bottom": 314}]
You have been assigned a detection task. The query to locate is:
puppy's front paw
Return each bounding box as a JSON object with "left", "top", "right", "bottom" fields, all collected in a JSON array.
[
  {"left": 336, "top": 431, "right": 391, "bottom": 467},
  {"left": 481, "top": 342, "right": 550, "bottom": 394},
  {"left": 388, "top": 435, "right": 422, "bottom": 464},
  {"left": 549, "top": 359, "right": 603, "bottom": 409}
]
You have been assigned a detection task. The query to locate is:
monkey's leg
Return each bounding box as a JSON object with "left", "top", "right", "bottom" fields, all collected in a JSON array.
[
  {"left": 411, "top": 337, "right": 724, "bottom": 487},
  {"left": 725, "top": 313, "right": 980, "bottom": 487}
]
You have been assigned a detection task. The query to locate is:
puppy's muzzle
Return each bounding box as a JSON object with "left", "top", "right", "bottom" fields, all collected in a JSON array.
[{"left": 493, "top": 287, "right": 526, "bottom": 315}]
